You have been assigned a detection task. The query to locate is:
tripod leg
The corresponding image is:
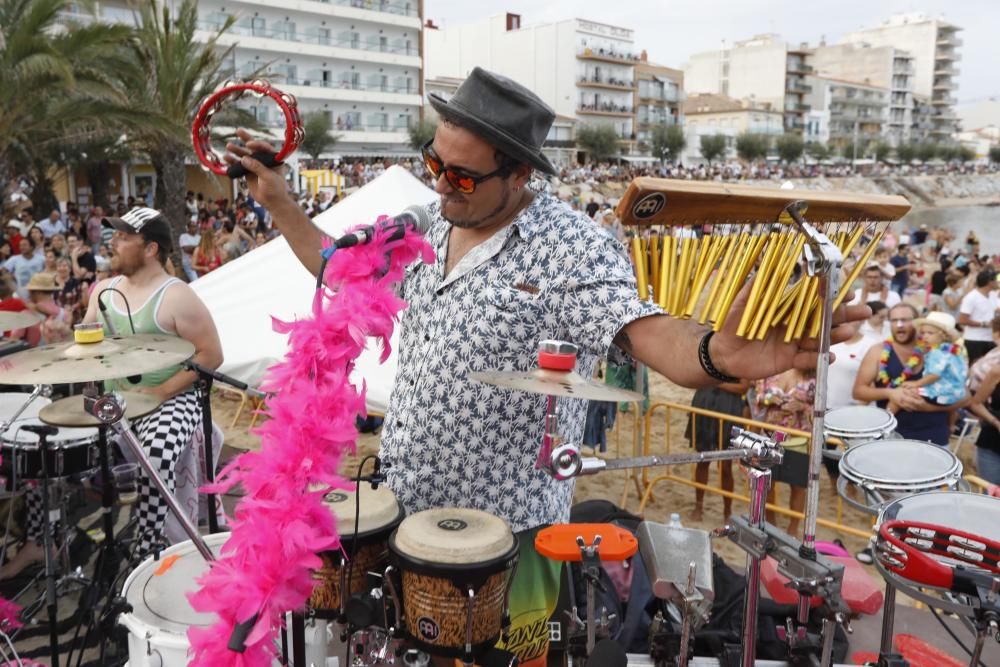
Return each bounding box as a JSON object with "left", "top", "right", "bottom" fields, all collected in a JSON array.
[{"left": 38, "top": 438, "right": 61, "bottom": 667}]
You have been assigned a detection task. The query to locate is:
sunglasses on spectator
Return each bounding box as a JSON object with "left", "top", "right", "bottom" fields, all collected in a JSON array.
[{"left": 421, "top": 140, "right": 511, "bottom": 194}]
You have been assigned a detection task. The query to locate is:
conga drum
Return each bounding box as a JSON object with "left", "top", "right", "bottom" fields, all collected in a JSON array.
[
  {"left": 310, "top": 484, "right": 404, "bottom": 618},
  {"left": 389, "top": 508, "right": 519, "bottom": 660}
]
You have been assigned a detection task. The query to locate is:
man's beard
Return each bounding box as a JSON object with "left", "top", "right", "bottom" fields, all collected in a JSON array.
[
  {"left": 892, "top": 329, "right": 916, "bottom": 345},
  {"left": 440, "top": 187, "right": 511, "bottom": 230}
]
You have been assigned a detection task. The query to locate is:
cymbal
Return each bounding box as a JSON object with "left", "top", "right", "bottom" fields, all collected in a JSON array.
[
  {"left": 39, "top": 392, "right": 163, "bottom": 428},
  {"left": 0, "top": 310, "right": 43, "bottom": 330},
  {"left": 470, "top": 369, "right": 643, "bottom": 402},
  {"left": 0, "top": 334, "right": 194, "bottom": 385}
]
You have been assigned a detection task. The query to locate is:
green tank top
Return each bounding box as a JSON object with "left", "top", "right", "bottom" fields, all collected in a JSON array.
[{"left": 101, "top": 276, "right": 185, "bottom": 392}]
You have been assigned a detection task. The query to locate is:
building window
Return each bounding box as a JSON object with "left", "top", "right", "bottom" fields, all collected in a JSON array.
[{"left": 251, "top": 17, "right": 265, "bottom": 37}]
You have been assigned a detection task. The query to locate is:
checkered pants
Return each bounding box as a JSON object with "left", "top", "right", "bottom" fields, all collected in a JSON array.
[
  {"left": 128, "top": 391, "right": 201, "bottom": 556},
  {"left": 24, "top": 484, "right": 49, "bottom": 542}
]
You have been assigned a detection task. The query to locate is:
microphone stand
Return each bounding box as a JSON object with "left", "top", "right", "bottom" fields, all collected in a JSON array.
[{"left": 182, "top": 361, "right": 266, "bottom": 535}]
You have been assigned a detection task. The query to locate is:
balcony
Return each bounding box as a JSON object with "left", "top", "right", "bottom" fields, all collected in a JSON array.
[
  {"left": 937, "top": 34, "right": 963, "bottom": 49},
  {"left": 933, "top": 79, "right": 956, "bottom": 91},
  {"left": 784, "top": 102, "right": 810, "bottom": 112},
  {"left": 930, "top": 95, "right": 958, "bottom": 106},
  {"left": 225, "top": 0, "right": 420, "bottom": 25},
  {"left": 200, "top": 21, "right": 421, "bottom": 67},
  {"left": 576, "top": 76, "right": 636, "bottom": 91},
  {"left": 638, "top": 88, "right": 680, "bottom": 104},
  {"left": 893, "top": 63, "right": 914, "bottom": 75},
  {"left": 934, "top": 64, "right": 959, "bottom": 76},
  {"left": 935, "top": 49, "right": 957, "bottom": 61},
  {"left": 279, "top": 79, "right": 421, "bottom": 105},
  {"left": 576, "top": 47, "right": 641, "bottom": 65},
  {"left": 786, "top": 61, "right": 814, "bottom": 74},
  {"left": 786, "top": 80, "right": 812, "bottom": 94},
  {"left": 577, "top": 103, "right": 633, "bottom": 117}
]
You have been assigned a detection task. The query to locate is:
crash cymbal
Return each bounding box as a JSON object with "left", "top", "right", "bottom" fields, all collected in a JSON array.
[
  {"left": 469, "top": 369, "right": 643, "bottom": 402},
  {"left": 38, "top": 391, "right": 163, "bottom": 428},
  {"left": 0, "top": 310, "right": 43, "bottom": 330},
  {"left": 0, "top": 334, "right": 194, "bottom": 385}
]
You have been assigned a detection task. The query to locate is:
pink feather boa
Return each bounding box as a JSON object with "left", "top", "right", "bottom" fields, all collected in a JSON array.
[{"left": 187, "top": 218, "right": 433, "bottom": 666}]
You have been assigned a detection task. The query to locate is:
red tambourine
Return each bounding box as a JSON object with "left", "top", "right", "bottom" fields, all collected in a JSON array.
[
  {"left": 191, "top": 79, "right": 304, "bottom": 178},
  {"left": 877, "top": 519, "right": 1000, "bottom": 595}
]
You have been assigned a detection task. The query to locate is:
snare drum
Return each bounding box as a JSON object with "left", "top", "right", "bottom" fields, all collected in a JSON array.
[
  {"left": 0, "top": 392, "right": 52, "bottom": 423},
  {"left": 309, "top": 484, "right": 404, "bottom": 617},
  {"left": 120, "top": 533, "right": 328, "bottom": 667},
  {"left": 824, "top": 406, "right": 898, "bottom": 458},
  {"left": 838, "top": 439, "right": 962, "bottom": 514},
  {"left": 0, "top": 417, "right": 98, "bottom": 481},
  {"left": 389, "top": 508, "right": 519, "bottom": 659}
]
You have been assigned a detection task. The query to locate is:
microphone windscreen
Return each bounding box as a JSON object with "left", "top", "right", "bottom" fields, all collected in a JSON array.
[
  {"left": 589, "top": 639, "right": 628, "bottom": 667},
  {"left": 401, "top": 204, "right": 432, "bottom": 234}
]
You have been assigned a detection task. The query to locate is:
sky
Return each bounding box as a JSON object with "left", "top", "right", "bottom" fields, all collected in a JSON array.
[{"left": 424, "top": 0, "right": 999, "bottom": 103}]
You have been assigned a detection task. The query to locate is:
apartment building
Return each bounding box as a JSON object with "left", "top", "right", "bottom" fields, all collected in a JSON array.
[
  {"left": 810, "top": 42, "right": 914, "bottom": 145},
  {"left": 681, "top": 93, "right": 784, "bottom": 163},
  {"left": 803, "top": 76, "right": 889, "bottom": 150},
  {"left": 198, "top": 0, "right": 424, "bottom": 157},
  {"left": 424, "top": 13, "right": 643, "bottom": 160},
  {"left": 634, "top": 58, "right": 684, "bottom": 155},
  {"left": 683, "top": 34, "right": 813, "bottom": 135},
  {"left": 843, "top": 13, "right": 962, "bottom": 139}
]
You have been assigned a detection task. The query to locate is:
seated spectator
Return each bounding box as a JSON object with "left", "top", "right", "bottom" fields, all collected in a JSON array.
[
  {"left": 24, "top": 272, "right": 71, "bottom": 346},
  {"left": 2, "top": 237, "right": 45, "bottom": 298},
  {"left": 192, "top": 231, "right": 223, "bottom": 276}
]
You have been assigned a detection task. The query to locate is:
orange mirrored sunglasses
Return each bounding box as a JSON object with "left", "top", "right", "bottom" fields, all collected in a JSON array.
[{"left": 421, "top": 140, "right": 511, "bottom": 194}]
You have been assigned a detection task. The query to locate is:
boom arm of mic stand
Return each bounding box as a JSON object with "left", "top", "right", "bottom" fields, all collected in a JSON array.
[{"left": 183, "top": 360, "right": 267, "bottom": 400}]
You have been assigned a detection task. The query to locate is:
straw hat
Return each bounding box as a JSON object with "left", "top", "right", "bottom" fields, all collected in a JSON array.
[
  {"left": 914, "top": 311, "right": 960, "bottom": 342},
  {"left": 25, "top": 272, "right": 60, "bottom": 292}
]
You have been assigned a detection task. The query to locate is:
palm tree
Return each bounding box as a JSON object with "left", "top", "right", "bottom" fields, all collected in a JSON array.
[
  {"left": 112, "top": 0, "right": 237, "bottom": 239},
  {"left": 0, "top": 0, "right": 131, "bottom": 216}
]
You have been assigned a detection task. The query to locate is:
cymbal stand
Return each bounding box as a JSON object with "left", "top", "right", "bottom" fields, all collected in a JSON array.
[
  {"left": 86, "top": 391, "right": 214, "bottom": 562},
  {"left": 66, "top": 383, "right": 132, "bottom": 667},
  {"left": 19, "top": 423, "right": 63, "bottom": 667}
]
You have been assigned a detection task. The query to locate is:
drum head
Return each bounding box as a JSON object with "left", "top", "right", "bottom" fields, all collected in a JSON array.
[
  {"left": 121, "top": 533, "right": 230, "bottom": 636},
  {"left": 825, "top": 406, "right": 896, "bottom": 436},
  {"left": 392, "top": 508, "right": 514, "bottom": 566},
  {"left": 0, "top": 393, "right": 51, "bottom": 422},
  {"left": 322, "top": 484, "right": 403, "bottom": 537},
  {"left": 1, "top": 418, "right": 96, "bottom": 447},
  {"left": 839, "top": 439, "right": 960, "bottom": 486},
  {"left": 879, "top": 492, "right": 1000, "bottom": 544}
]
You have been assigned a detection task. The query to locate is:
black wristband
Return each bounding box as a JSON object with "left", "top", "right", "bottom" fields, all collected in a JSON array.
[{"left": 698, "top": 330, "right": 738, "bottom": 383}]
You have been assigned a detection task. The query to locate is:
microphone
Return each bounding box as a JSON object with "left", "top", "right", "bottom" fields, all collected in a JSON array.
[
  {"left": 333, "top": 205, "right": 431, "bottom": 250},
  {"left": 589, "top": 639, "right": 628, "bottom": 667},
  {"left": 98, "top": 297, "right": 117, "bottom": 336}
]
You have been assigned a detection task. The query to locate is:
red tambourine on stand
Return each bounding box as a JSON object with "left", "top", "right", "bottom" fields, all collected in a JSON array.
[{"left": 191, "top": 79, "right": 304, "bottom": 179}]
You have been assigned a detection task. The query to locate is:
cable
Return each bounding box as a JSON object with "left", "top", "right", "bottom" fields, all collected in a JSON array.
[
  {"left": 0, "top": 629, "right": 23, "bottom": 667},
  {"left": 315, "top": 247, "right": 334, "bottom": 291},
  {"left": 97, "top": 287, "right": 136, "bottom": 334},
  {"left": 928, "top": 604, "right": 988, "bottom": 667},
  {"left": 343, "top": 453, "right": 377, "bottom": 667}
]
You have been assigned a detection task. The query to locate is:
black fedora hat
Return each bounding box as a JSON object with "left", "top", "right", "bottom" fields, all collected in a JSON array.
[{"left": 428, "top": 67, "right": 557, "bottom": 175}]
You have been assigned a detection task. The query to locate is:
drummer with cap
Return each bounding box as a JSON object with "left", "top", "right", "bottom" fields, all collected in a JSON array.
[
  {"left": 228, "top": 67, "right": 868, "bottom": 664},
  {"left": 1, "top": 207, "right": 223, "bottom": 580}
]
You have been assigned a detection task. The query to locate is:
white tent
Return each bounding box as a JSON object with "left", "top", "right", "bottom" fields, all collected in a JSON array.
[{"left": 191, "top": 166, "right": 437, "bottom": 414}]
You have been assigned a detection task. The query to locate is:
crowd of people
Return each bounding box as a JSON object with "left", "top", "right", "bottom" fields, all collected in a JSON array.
[{"left": 0, "top": 190, "right": 288, "bottom": 346}]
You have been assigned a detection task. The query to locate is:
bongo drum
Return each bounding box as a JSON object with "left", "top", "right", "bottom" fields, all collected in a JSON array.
[
  {"left": 309, "top": 484, "right": 404, "bottom": 618},
  {"left": 837, "top": 439, "right": 962, "bottom": 515},
  {"left": 823, "top": 405, "right": 898, "bottom": 458},
  {"left": 388, "top": 508, "right": 519, "bottom": 660}
]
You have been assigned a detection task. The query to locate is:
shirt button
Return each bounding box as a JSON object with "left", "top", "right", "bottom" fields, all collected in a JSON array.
[
  {"left": 424, "top": 333, "right": 430, "bottom": 342},
  {"left": 395, "top": 420, "right": 403, "bottom": 428}
]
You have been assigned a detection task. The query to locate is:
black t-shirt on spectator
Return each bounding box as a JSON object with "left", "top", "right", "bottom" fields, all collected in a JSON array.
[{"left": 930, "top": 270, "right": 947, "bottom": 295}]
